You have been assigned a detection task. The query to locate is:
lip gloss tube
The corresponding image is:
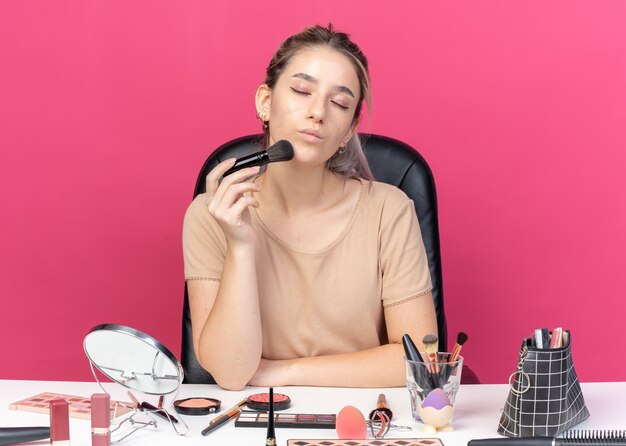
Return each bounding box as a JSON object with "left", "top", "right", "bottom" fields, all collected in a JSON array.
[
  {"left": 50, "top": 398, "right": 70, "bottom": 445},
  {"left": 91, "top": 393, "right": 111, "bottom": 446}
]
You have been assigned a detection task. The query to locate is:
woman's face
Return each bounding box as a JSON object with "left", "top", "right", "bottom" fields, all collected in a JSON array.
[{"left": 258, "top": 46, "right": 361, "bottom": 168}]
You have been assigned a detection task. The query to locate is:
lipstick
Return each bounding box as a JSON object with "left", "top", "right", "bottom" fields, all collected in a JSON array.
[
  {"left": 50, "top": 398, "right": 70, "bottom": 445},
  {"left": 91, "top": 393, "right": 110, "bottom": 446}
]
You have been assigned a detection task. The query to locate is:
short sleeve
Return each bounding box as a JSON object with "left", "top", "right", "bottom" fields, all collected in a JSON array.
[
  {"left": 379, "top": 198, "right": 433, "bottom": 307},
  {"left": 182, "top": 194, "right": 227, "bottom": 281}
]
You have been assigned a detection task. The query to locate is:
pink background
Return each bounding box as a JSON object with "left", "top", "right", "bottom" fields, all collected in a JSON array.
[{"left": 1, "top": 1, "right": 625, "bottom": 384}]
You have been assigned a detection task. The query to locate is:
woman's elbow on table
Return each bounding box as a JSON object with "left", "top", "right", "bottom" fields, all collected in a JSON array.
[
  {"left": 197, "top": 355, "right": 257, "bottom": 391},
  {"left": 213, "top": 374, "right": 249, "bottom": 391}
]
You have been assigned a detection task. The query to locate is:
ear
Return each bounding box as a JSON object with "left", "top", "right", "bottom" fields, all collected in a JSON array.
[
  {"left": 342, "top": 117, "right": 360, "bottom": 146},
  {"left": 255, "top": 84, "right": 272, "bottom": 121}
]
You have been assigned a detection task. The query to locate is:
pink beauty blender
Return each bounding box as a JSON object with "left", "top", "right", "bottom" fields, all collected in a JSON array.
[{"left": 336, "top": 405, "right": 367, "bottom": 440}]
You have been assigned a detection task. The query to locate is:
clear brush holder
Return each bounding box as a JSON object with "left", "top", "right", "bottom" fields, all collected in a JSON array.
[{"left": 405, "top": 353, "right": 463, "bottom": 434}]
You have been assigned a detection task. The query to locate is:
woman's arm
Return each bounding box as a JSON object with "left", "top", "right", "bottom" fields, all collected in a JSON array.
[
  {"left": 188, "top": 244, "right": 261, "bottom": 390},
  {"left": 187, "top": 160, "right": 264, "bottom": 390},
  {"left": 249, "top": 292, "right": 438, "bottom": 387}
]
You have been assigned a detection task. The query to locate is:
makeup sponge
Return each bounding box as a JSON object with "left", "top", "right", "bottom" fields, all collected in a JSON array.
[
  {"left": 336, "top": 405, "right": 367, "bottom": 440},
  {"left": 421, "top": 388, "right": 452, "bottom": 410}
]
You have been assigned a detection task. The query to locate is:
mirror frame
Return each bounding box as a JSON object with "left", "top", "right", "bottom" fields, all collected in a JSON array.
[{"left": 83, "top": 323, "right": 184, "bottom": 395}]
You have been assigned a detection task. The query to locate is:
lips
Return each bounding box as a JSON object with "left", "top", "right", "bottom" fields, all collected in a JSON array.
[{"left": 298, "top": 129, "right": 323, "bottom": 142}]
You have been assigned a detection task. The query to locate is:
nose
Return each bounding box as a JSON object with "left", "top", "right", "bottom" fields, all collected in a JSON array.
[{"left": 307, "top": 95, "right": 326, "bottom": 123}]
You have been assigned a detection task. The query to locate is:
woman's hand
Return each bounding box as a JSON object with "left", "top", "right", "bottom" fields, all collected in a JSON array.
[{"left": 204, "top": 159, "right": 262, "bottom": 245}]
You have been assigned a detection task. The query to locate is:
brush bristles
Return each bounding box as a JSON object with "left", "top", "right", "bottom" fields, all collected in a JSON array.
[
  {"left": 422, "top": 334, "right": 439, "bottom": 354},
  {"left": 422, "top": 334, "right": 439, "bottom": 375},
  {"left": 456, "top": 332, "right": 469, "bottom": 346},
  {"left": 267, "top": 140, "right": 294, "bottom": 162},
  {"left": 561, "top": 430, "right": 626, "bottom": 444}
]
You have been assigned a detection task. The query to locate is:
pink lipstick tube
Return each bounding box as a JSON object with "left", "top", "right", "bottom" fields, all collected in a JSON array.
[
  {"left": 50, "top": 398, "right": 70, "bottom": 445},
  {"left": 91, "top": 393, "right": 111, "bottom": 446}
]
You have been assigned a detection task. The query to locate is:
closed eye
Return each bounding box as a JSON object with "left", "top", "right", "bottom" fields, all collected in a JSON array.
[
  {"left": 290, "top": 87, "right": 310, "bottom": 95},
  {"left": 332, "top": 101, "right": 350, "bottom": 110}
]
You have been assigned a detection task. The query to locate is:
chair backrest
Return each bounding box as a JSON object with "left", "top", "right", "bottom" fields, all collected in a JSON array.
[{"left": 181, "top": 133, "right": 447, "bottom": 384}]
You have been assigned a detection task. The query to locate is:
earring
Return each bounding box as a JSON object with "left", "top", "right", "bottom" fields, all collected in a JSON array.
[
  {"left": 337, "top": 143, "right": 347, "bottom": 155},
  {"left": 256, "top": 111, "right": 269, "bottom": 129}
]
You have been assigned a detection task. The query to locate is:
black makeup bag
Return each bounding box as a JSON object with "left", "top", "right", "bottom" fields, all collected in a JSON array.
[{"left": 497, "top": 331, "right": 590, "bottom": 437}]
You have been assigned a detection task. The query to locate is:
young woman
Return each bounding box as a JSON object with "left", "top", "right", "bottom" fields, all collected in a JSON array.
[{"left": 183, "top": 25, "right": 437, "bottom": 390}]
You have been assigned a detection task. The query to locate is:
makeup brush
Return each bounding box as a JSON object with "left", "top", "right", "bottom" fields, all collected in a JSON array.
[
  {"left": 0, "top": 427, "right": 50, "bottom": 446},
  {"left": 223, "top": 140, "right": 294, "bottom": 177},
  {"left": 368, "top": 393, "right": 393, "bottom": 422},
  {"left": 422, "top": 334, "right": 439, "bottom": 372},
  {"left": 266, "top": 387, "right": 276, "bottom": 446},
  {"left": 449, "top": 332, "right": 468, "bottom": 363},
  {"left": 468, "top": 430, "right": 626, "bottom": 446},
  {"left": 422, "top": 334, "right": 440, "bottom": 387},
  {"left": 441, "top": 332, "right": 468, "bottom": 383},
  {"left": 402, "top": 334, "right": 425, "bottom": 363},
  {"left": 403, "top": 334, "right": 433, "bottom": 396}
]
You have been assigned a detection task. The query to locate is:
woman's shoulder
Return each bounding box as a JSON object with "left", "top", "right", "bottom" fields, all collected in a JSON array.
[
  {"left": 362, "top": 180, "right": 412, "bottom": 209},
  {"left": 183, "top": 193, "right": 220, "bottom": 231},
  {"left": 184, "top": 193, "right": 207, "bottom": 218}
]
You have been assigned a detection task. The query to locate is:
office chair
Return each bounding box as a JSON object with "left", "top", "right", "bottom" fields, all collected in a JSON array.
[{"left": 181, "top": 134, "right": 479, "bottom": 384}]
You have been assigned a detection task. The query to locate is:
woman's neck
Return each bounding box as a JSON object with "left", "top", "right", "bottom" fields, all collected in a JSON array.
[{"left": 255, "top": 163, "right": 347, "bottom": 218}]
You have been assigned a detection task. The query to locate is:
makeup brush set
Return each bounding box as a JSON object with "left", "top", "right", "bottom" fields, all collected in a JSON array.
[
  {"left": 401, "top": 332, "right": 467, "bottom": 434},
  {"left": 403, "top": 332, "right": 467, "bottom": 396}
]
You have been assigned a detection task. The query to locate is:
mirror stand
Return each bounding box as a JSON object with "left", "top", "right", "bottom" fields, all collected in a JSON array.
[{"left": 84, "top": 324, "right": 190, "bottom": 442}]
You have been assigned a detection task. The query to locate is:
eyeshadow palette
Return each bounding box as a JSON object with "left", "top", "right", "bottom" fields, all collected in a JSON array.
[
  {"left": 286, "top": 439, "right": 444, "bottom": 446},
  {"left": 235, "top": 410, "right": 336, "bottom": 429},
  {"left": 9, "top": 392, "right": 133, "bottom": 420}
]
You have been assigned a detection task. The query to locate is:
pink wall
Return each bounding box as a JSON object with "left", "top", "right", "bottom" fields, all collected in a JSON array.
[{"left": 1, "top": 1, "right": 625, "bottom": 384}]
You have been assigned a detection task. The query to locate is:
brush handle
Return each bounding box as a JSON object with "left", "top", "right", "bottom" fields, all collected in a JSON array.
[
  {"left": 403, "top": 334, "right": 434, "bottom": 394},
  {"left": 468, "top": 437, "right": 552, "bottom": 446},
  {"left": 369, "top": 394, "right": 393, "bottom": 421},
  {"left": 376, "top": 393, "right": 387, "bottom": 409},
  {"left": 402, "top": 334, "right": 424, "bottom": 363},
  {"left": 223, "top": 151, "right": 270, "bottom": 177},
  {"left": 0, "top": 427, "right": 50, "bottom": 445},
  {"left": 141, "top": 401, "right": 178, "bottom": 423}
]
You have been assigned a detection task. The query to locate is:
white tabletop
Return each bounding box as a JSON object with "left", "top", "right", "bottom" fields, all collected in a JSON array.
[{"left": 1, "top": 380, "right": 624, "bottom": 445}]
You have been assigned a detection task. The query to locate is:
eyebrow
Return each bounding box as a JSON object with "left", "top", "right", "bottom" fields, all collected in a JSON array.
[{"left": 291, "top": 72, "right": 355, "bottom": 98}]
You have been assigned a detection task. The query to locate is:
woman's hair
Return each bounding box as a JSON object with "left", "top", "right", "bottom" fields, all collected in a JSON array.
[{"left": 262, "top": 24, "right": 374, "bottom": 181}]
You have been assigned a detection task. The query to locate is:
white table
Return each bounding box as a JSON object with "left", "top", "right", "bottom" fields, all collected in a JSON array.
[{"left": 1, "top": 380, "right": 624, "bottom": 445}]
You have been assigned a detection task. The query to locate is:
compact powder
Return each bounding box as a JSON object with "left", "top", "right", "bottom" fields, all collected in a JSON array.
[
  {"left": 246, "top": 392, "right": 291, "bottom": 411},
  {"left": 173, "top": 397, "right": 221, "bottom": 416}
]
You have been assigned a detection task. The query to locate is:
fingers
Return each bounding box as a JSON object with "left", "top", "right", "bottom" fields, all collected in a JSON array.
[
  {"left": 210, "top": 196, "right": 259, "bottom": 229},
  {"left": 204, "top": 162, "right": 262, "bottom": 238},
  {"left": 228, "top": 196, "right": 259, "bottom": 219},
  {"left": 205, "top": 158, "right": 236, "bottom": 197},
  {"left": 205, "top": 163, "right": 260, "bottom": 203},
  {"left": 209, "top": 165, "right": 260, "bottom": 208},
  {"left": 215, "top": 181, "right": 261, "bottom": 211}
]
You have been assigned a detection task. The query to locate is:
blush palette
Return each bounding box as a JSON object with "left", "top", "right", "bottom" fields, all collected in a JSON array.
[
  {"left": 9, "top": 392, "right": 133, "bottom": 420},
  {"left": 286, "top": 439, "right": 445, "bottom": 446},
  {"left": 235, "top": 410, "right": 336, "bottom": 429}
]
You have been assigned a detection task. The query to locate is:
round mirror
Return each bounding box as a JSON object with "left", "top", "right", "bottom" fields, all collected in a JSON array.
[{"left": 84, "top": 324, "right": 183, "bottom": 395}]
